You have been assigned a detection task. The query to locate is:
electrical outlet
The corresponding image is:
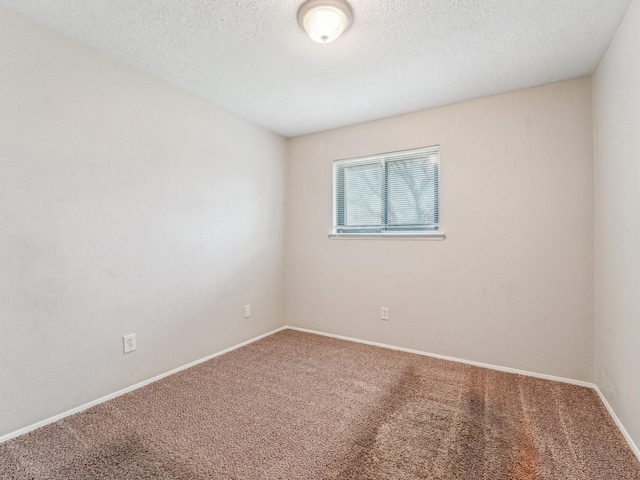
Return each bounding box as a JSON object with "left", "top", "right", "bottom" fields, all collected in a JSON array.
[
  {"left": 123, "top": 334, "right": 136, "bottom": 353},
  {"left": 381, "top": 307, "right": 390, "bottom": 321},
  {"left": 244, "top": 304, "right": 251, "bottom": 318}
]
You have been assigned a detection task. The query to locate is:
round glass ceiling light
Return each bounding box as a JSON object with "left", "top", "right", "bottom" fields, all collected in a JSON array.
[{"left": 297, "top": 0, "right": 353, "bottom": 44}]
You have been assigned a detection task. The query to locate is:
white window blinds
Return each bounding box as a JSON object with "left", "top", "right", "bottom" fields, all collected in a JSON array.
[{"left": 333, "top": 146, "right": 440, "bottom": 234}]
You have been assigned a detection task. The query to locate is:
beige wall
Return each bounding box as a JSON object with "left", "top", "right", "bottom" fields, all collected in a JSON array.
[
  {"left": 593, "top": 0, "right": 640, "bottom": 449},
  {"left": 286, "top": 79, "right": 594, "bottom": 381},
  {"left": 0, "top": 7, "right": 286, "bottom": 437}
]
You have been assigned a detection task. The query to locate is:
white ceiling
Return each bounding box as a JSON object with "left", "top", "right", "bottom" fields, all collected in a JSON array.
[{"left": 1, "top": 0, "right": 633, "bottom": 137}]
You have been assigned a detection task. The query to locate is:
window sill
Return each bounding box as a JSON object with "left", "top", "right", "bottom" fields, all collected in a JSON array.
[{"left": 328, "top": 232, "right": 446, "bottom": 240}]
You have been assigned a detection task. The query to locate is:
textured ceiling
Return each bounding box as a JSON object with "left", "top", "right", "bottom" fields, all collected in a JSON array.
[{"left": 0, "top": 0, "right": 633, "bottom": 137}]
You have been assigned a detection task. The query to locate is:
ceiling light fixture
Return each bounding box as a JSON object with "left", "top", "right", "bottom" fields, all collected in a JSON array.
[{"left": 297, "top": 0, "right": 353, "bottom": 44}]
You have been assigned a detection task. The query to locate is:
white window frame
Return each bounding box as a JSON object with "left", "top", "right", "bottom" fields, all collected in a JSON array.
[{"left": 330, "top": 146, "right": 445, "bottom": 240}]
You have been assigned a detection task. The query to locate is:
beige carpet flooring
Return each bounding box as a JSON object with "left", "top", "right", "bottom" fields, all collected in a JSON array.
[{"left": 1, "top": 329, "right": 639, "bottom": 479}]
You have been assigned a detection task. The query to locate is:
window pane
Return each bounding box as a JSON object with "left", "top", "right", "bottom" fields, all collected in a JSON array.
[
  {"left": 344, "top": 162, "right": 382, "bottom": 227},
  {"left": 386, "top": 154, "right": 438, "bottom": 228},
  {"left": 333, "top": 146, "right": 439, "bottom": 234}
]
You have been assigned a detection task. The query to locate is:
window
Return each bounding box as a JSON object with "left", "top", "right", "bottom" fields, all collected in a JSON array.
[{"left": 332, "top": 146, "right": 441, "bottom": 237}]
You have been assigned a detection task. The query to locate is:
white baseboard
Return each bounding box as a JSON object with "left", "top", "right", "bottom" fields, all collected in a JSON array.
[
  {"left": 286, "top": 326, "right": 594, "bottom": 388},
  {"left": 0, "top": 326, "right": 288, "bottom": 444},
  {"left": 593, "top": 385, "right": 640, "bottom": 461}
]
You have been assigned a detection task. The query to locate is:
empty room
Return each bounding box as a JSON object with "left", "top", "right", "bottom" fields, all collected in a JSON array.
[{"left": 1, "top": 0, "right": 639, "bottom": 478}]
